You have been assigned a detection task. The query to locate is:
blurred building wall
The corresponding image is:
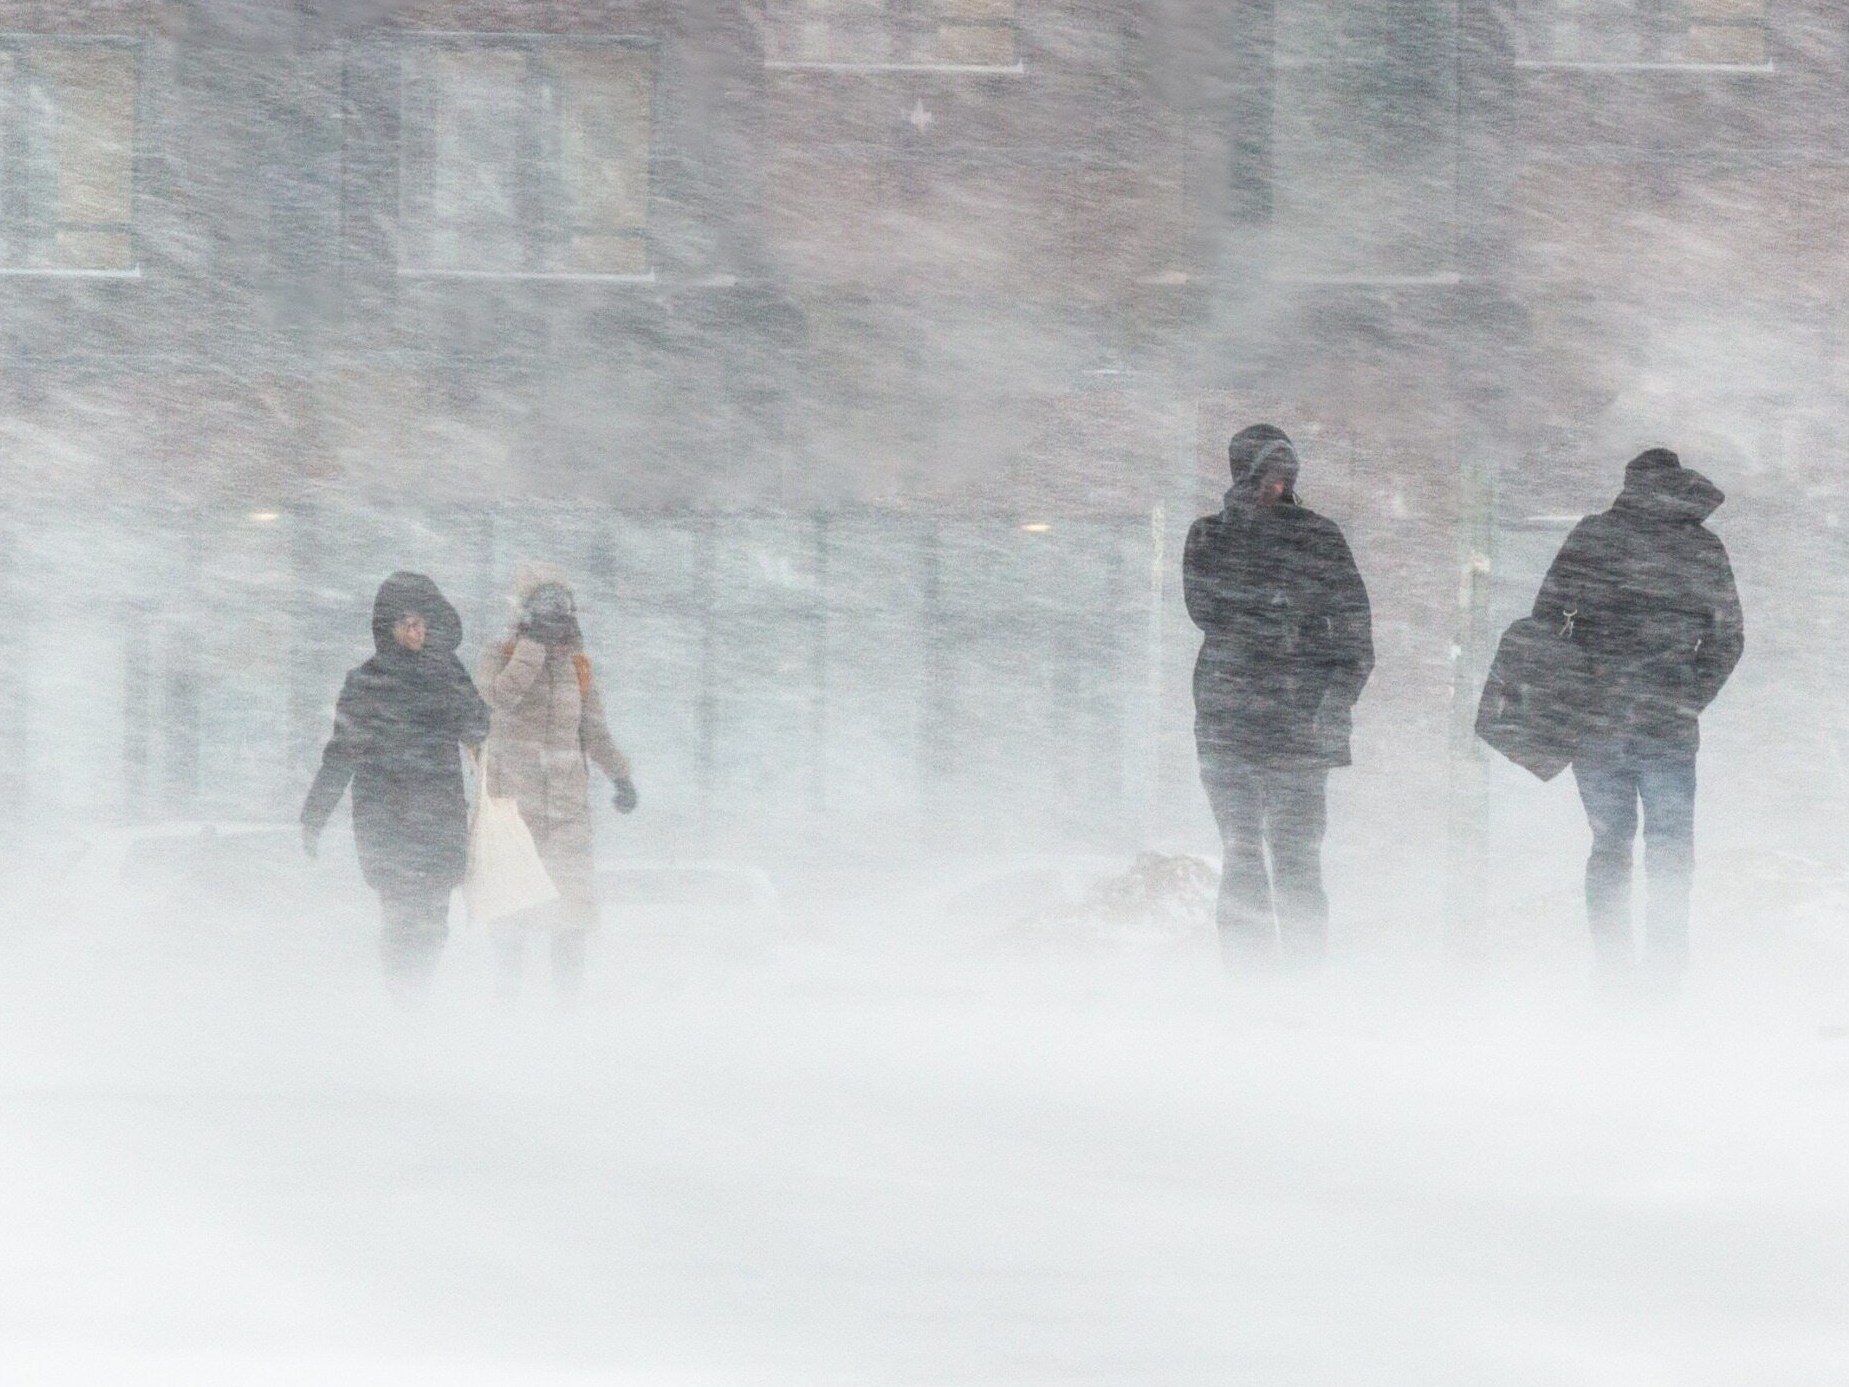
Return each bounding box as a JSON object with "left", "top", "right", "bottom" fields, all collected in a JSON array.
[{"left": 0, "top": 1, "right": 1837, "bottom": 928}]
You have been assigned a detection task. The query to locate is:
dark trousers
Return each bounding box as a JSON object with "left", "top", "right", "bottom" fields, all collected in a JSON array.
[
  {"left": 1572, "top": 738, "right": 1697, "bottom": 980},
  {"left": 377, "top": 886, "right": 451, "bottom": 1001},
  {"left": 1200, "top": 754, "right": 1330, "bottom": 966}
]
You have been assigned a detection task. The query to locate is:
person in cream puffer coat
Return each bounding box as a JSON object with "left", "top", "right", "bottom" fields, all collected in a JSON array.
[{"left": 478, "top": 566, "right": 636, "bottom": 1000}]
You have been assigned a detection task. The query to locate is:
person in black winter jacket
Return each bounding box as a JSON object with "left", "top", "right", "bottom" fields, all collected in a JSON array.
[
  {"left": 1185, "top": 425, "right": 1374, "bottom": 966},
  {"left": 1534, "top": 448, "right": 1744, "bottom": 987},
  {"left": 302, "top": 572, "right": 491, "bottom": 1000}
]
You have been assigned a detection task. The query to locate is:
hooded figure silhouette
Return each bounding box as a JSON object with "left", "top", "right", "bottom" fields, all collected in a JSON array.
[
  {"left": 1184, "top": 427, "right": 1373, "bottom": 969},
  {"left": 303, "top": 572, "right": 490, "bottom": 1000},
  {"left": 478, "top": 567, "right": 634, "bottom": 1002},
  {"left": 1533, "top": 448, "right": 1744, "bottom": 990}
]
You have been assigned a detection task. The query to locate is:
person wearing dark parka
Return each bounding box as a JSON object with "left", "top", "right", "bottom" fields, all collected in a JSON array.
[
  {"left": 1533, "top": 448, "right": 1744, "bottom": 990},
  {"left": 301, "top": 572, "right": 491, "bottom": 1001},
  {"left": 1185, "top": 425, "right": 1374, "bottom": 967}
]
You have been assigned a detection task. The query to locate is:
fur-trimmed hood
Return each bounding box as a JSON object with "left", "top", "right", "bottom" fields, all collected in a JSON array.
[{"left": 510, "top": 560, "right": 573, "bottom": 608}]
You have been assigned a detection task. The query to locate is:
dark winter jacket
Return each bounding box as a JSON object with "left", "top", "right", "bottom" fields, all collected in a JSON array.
[
  {"left": 1533, "top": 450, "right": 1744, "bottom": 756},
  {"left": 301, "top": 573, "right": 491, "bottom": 896},
  {"left": 1186, "top": 493, "right": 1375, "bottom": 770}
]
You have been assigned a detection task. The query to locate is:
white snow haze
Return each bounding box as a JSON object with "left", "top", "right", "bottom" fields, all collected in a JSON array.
[{"left": 1, "top": 2, "right": 1846, "bottom": 1384}]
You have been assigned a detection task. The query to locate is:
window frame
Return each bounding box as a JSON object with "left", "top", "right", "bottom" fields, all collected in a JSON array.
[
  {"left": 1512, "top": 0, "right": 1774, "bottom": 73},
  {"left": 394, "top": 31, "right": 660, "bottom": 283},
  {"left": 0, "top": 32, "right": 142, "bottom": 279},
  {"left": 762, "top": 1, "right": 1026, "bottom": 76}
]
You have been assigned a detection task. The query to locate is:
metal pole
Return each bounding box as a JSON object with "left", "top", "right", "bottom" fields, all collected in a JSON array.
[{"left": 1442, "top": 0, "right": 1513, "bottom": 952}]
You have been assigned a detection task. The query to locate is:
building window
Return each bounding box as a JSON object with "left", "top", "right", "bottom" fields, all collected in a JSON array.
[
  {"left": 1270, "top": 3, "right": 1457, "bottom": 282},
  {"left": 399, "top": 39, "right": 653, "bottom": 278},
  {"left": 0, "top": 39, "right": 137, "bottom": 274},
  {"left": 1519, "top": 0, "right": 1769, "bottom": 67},
  {"left": 765, "top": 0, "right": 1021, "bottom": 73}
]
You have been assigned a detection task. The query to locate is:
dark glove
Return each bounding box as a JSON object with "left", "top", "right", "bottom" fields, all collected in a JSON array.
[
  {"left": 521, "top": 614, "right": 578, "bottom": 647},
  {"left": 613, "top": 778, "right": 638, "bottom": 814},
  {"left": 520, "top": 583, "right": 581, "bottom": 648}
]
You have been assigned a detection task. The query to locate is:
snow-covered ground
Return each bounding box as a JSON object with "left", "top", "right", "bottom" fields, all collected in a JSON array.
[{"left": 2, "top": 887, "right": 1845, "bottom": 1387}]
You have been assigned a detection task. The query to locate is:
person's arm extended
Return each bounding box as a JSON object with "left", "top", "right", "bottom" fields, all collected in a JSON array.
[
  {"left": 574, "top": 654, "right": 632, "bottom": 783},
  {"left": 480, "top": 636, "right": 545, "bottom": 712},
  {"left": 302, "top": 674, "right": 363, "bottom": 843},
  {"left": 1693, "top": 533, "right": 1745, "bottom": 711}
]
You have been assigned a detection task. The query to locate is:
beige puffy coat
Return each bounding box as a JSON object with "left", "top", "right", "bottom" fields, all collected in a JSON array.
[{"left": 479, "top": 636, "right": 630, "bottom": 927}]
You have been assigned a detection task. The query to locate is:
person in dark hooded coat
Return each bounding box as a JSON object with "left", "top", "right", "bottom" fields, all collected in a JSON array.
[
  {"left": 302, "top": 572, "right": 491, "bottom": 998},
  {"left": 1185, "top": 425, "right": 1374, "bottom": 966},
  {"left": 1533, "top": 448, "right": 1744, "bottom": 988}
]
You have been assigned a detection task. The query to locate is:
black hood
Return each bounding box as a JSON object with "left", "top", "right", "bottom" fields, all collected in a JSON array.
[
  {"left": 371, "top": 571, "right": 463, "bottom": 655},
  {"left": 1225, "top": 424, "right": 1301, "bottom": 509},
  {"left": 1615, "top": 448, "right": 1724, "bottom": 524}
]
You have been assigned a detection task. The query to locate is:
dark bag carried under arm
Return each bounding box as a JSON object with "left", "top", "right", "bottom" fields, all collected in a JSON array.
[{"left": 1475, "top": 615, "right": 1595, "bottom": 781}]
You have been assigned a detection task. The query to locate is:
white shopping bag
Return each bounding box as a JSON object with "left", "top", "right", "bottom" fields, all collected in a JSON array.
[{"left": 467, "top": 791, "right": 559, "bottom": 925}]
